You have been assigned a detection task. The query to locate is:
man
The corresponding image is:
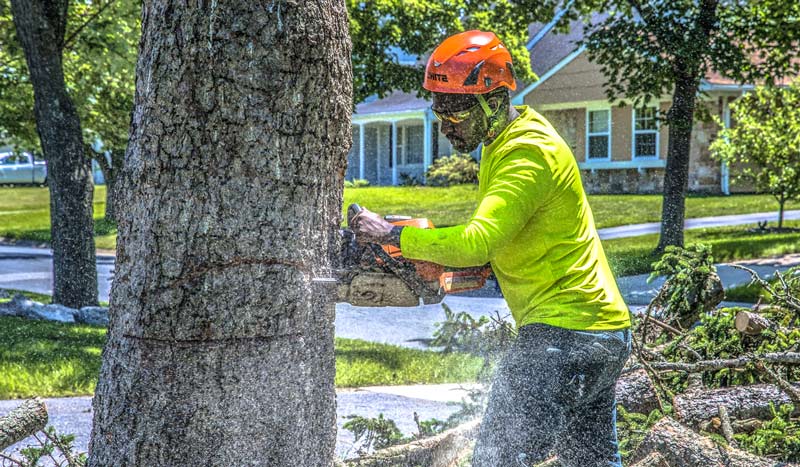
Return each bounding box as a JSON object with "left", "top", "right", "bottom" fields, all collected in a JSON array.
[{"left": 351, "top": 30, "right": 632, "bottom": 467}]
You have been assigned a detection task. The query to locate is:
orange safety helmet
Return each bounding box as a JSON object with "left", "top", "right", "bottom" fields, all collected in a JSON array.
[{"left": 423, "top": 30, "right": 517, "bottom": 94}]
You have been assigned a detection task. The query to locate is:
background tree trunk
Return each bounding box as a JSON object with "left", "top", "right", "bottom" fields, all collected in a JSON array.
[
  {"left": 88, "top": 1, "right": 352, "bottom": 466},
  {"left": 656, "top": 75, "right": 698, "bottom": 252},
  {"left": 10, "top": 0, "right": 98, "bottom": 308}
]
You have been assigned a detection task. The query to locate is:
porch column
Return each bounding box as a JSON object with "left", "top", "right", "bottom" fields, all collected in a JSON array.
[
  {"left": 391, "top": 121, "right": 398, "bottom": 185},
  {"left": 423, "top": 113, "right": 432, "bottom": 183},
  {"left": 721, "top": 98, "right": 731, "bottom": 195},
  {"left": 358, "top": 123, "right": 365, "bottom": 180}
]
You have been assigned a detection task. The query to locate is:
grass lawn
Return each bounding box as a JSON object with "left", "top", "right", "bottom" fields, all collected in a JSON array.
[
  {"left": 604, "top": 221, "right": 800, "bottom": 277},
  {"left": 0, "top": 304, "right": 482, "bottom": 399},
  {"left": 1, "top": 185, "right": 798, "bottom": 276}
]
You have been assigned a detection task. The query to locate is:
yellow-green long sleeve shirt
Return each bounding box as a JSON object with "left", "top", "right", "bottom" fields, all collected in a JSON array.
[{"left": 400, "top": 106, "right": 630, "bottom": 331}]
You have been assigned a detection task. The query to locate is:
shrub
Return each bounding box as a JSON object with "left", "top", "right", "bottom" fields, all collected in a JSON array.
[
  {"left": 344, "top": 178, "right": 370, "bottom": 188},
  {"left": 425, "top": 154, "right": 479, "bottom": 187}
]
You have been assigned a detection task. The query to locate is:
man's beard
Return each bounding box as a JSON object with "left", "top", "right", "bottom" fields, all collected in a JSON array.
[{"left": 449, "top": 135, "right": 480, "bottom": 153}]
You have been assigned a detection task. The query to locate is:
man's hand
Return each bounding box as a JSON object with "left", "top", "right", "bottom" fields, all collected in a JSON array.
[{"left": 350, "top": 207, "right": 401, "bottom": 246}]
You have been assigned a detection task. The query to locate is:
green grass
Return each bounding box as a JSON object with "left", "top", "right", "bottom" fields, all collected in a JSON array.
[
  {"left": 343, "top": 186, "right": 799, "bottom": 229},
  {"left": 3, "top": 186, "right": 796, "bottom": 252},
  {"left": 0, "top": 315, "right": 482, "bottom": 399},
  {"left": 0, "top": 185, "right": 116, "bottom": 250},
  {"left": 2, "top": 185, "right": 799, "bottom": 277},
  {"left": 604, "top": 221, "right": 800, "bottom": 277}
]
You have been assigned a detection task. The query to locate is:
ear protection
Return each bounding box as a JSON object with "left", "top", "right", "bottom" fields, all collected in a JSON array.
[{"left": 476, "top": 93, "right": 506, "bottom": 140}]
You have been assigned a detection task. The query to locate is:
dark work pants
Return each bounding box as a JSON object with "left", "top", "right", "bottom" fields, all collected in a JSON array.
[{"left": 471, "top": 323, "right": 632, "bottom": 467}]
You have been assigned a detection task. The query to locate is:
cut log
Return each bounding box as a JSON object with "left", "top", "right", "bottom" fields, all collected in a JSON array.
[
  {"left": 616, "top": 368, "right": 660, "bottom": 414},
  {"left": 630, "top": 452, "right": 671, "bottom": 467},
  {"left": 0, "top": 398, "right": 48, "bottom": 451},
  {"left": 698, "top": 417, "right": 763, "bottom": 434},
  {"left": 735, "top": 311, "right": 777, "bottom": 335},
  {"left": 632, "top": 417, "right": 799, "bottom": 467},
  {"left": 674, "top": 383, "right": 800, "bottom": 427},
  {"left": 343, "top": 419, "right": 480, "bottom": 467}
]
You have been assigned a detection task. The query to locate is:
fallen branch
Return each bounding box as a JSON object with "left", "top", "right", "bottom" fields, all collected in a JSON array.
[
  {"left": 342, "top": 419, "right": 480, "bottom": 467},
  {"left": 717, "top": 405, "right": 737, "bottom": 448},
  {"left": 0, "top": 398, "right": 48, "bottom": 451},
  {"left": 647, "top": 352, "right": 800, "bottom": 373}
]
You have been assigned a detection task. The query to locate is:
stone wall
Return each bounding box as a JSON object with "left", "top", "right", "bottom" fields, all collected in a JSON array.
[{"left": 580, "top": 168, "right": 665, "bottom": 194}]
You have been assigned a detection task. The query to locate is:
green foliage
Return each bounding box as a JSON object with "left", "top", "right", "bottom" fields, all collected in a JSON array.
[
  {"left": 398, "top": 173, "right": 422, "bottom": 186},
  {"left": 616, "top": 407, "right": 664, "bottom": 463},
  {"left": 347, "top": 0, "right": 548, "bottom": 103},
  {"left": 343, "top": 178, "right": 371, "bottom": 188},
  {"left": 711, "top": 82, "right": 800, "bottom": 227},
  {"left": 660, "top": 306, "right": 800, "bottom": 389},
  {"left": 544, "top": 1, "right": 800, "bottom": 111},
  {"left": 736, "top": 404, "right": 800, "bottom": 462},
  {"left": 0, "top": 0, "right": 139, "bottom": 153},
  {"left": 343, "top": 413, "right": 406, "bottom": 455},
  {"left": 648, "top": 244, "right": 723, "bottom": 328},
  {"left": 431, "top": 304, "right": 515, "bottom": 379},
  {"left": 425, "top": 154, "right": 479, "bottom": 187},
  {"left": 2, "top": 425, "right": 87, "bottom": 467}
]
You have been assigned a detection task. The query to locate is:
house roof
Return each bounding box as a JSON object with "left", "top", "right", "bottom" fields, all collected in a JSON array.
[{"left": 354, "top": 90, "right": 430, "bottom": 116}]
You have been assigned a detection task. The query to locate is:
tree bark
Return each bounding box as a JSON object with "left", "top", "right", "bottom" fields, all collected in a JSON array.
[
  {"left": 88, "top": 2, "right": 352, "bottom": 466},
  {"left": 0, "top": 398, "right": 48, "bottom": 451},
  {"left": 616, "top": 368, "right": 660, "bottom": 414},
  {"left": 656, "top": 75, "right": 697, "bottom": 252},
  {"left": 656, "top": 0, "right": 719, "bottom": 253},
  {"left": 92, "top": 147, "right": 124, "bottom": 223},
  {"left": 632, "top": 417, "right": 797, "bottom": 467},
  {"left": 673, "top": 383, "right": 800, "bottom": 427},
  {"left": 10, "top": 0, "right": 98, "bottom": 308}
]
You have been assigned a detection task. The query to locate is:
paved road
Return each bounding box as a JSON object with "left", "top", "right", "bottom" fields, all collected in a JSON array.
[{"left": 2, "top": 210, "right": 797, "bottom": 303}]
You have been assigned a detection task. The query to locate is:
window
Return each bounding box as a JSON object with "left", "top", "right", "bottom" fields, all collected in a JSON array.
[
  {"left": 633, "top": 107, "right": 659, "bottom": 158},
  {"left": 398, "top": 124, "right": 424, "bottom": 165},
  {"left": 586, "top": 109, "right": 610, "bottom": 160}
]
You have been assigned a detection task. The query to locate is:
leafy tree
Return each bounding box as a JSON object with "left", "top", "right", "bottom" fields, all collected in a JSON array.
[
  {"left": 710, "top": 81, "right": 800, "bottom": 229},
  {"left": 347, "top": 0, "right": 550, "bottom": 103},
  {"left": 526, "top": 0, "right": 800, "bottom": 251},
  {"left": 7, "top": 0, "right": 99, "bottom": 308},
  {"left": 0, "top": 0, "right": 139, "bottom": 222}
]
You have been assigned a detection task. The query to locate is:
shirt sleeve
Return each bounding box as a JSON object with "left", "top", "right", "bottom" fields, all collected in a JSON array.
[{"left": 400, "top": 148, "right": 551, "bottom": 267}]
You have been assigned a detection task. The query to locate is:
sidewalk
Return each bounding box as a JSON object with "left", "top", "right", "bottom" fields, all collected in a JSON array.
[{"left": 0, "top": 384, "right": 478, "bottom": 461}]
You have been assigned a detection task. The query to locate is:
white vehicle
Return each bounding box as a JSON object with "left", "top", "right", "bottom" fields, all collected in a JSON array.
[{"left": 0, "top": 153, "right": 47, "bottom": 185}]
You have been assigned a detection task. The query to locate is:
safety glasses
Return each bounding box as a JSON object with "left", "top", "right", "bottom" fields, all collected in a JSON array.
[
  {"left": 431, "top": 95, "right": 492, "bottom": 124},
  {"left": 431, "top": 102, "right": 482, "bottom": 124}
]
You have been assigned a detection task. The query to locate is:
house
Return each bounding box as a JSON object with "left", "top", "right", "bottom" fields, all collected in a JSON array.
[{"left": 347, "top": 17, "right": 755, "bottom": 194}]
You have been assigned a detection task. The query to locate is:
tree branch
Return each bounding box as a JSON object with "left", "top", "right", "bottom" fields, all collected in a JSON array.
[
  {"left": 647, "top": 352, "right": 800, "bottom": 373},
  {"left": 63, "top": 0, "right": 117, "bottom": 51}
]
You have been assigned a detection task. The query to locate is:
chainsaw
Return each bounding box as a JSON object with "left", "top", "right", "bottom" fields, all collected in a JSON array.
[{"left": 320, "top": 203, "right": 492, "bottom": 307}]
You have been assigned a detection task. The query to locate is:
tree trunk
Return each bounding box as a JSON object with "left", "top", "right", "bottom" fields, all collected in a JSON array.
[
  {"left": 673, "top": 383, "right": 800, "bottom": 428},
  {"left": 94, "top": 148, "right": 125, "bottom": 223},
  {"left": 88, "top": 2, "right": 352, "bottom": 466},
  {"left": 779, "top": 196, "right": 786, "bottom": 229},
  {"left": 632, "top": 417, "right": 798, "bottom": 467},
  {"left": 10, "top": 0, "right": 98, "bottom": 308},
  {"left": 656, "top": 76, "right": 698, "bottom": 252}
]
